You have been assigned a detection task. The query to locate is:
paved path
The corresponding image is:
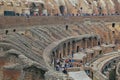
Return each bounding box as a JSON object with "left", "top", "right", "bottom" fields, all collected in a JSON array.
[{"left": 91, "top": 51, "right": 120, "bottom": 71}]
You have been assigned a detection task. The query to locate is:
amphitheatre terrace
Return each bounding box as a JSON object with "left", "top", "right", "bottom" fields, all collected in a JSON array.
[{"left": 0, "top": 16, "right": 120, "bottom": 80}]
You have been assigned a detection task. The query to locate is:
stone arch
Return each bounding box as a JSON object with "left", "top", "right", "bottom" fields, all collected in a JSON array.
[
  {"left": 88, "top": 37, "right": 92, "bottom": 48},
  {"left": 76, "top": 46, "right": 79, "bottom": 52},
  {"left": 5, "top": 30, "right": 8, "bottom": 35},
  {"left": 60, "top": 53, "right": 62, "bottom": 59},
  {"left": 67, "top": 42, "right": 70, "bottom": 55},
  {"left": 82, "top": 38, "right": 86, "bottom": 49},
  {"left": 98, "top": 39, "right": 101, "bottom": 46},
  {"left": 112, "top": 23, "right": 115, "bottom": 28},
  {"left": 52, "top": 51, "right": 55, "bottom": 57},
  {"left": 5, "top": 53, "right": 19, "bottom": 64},
  {"left": 38, "top": 3, "right": 45, "bottom": 15},
  {"left": 52, "top": 51, "right": 56, "bottom": 67},
  {"left": 23, "top": 65, "right": 45, "bottom": 80},
  {"left": 63, "top": 43, "right": 66, "bottom": 57},
  {"left": 13, "top": 29, "right": 16, "bottom": 32},
  {"left": 0, "top": 42, "right": 20, "bottom": 52},
  {"left": 72, "top": 40, "right": 76, "bottom": 53},
  {"left": 56, "top": 49, "right": 59, "bottom": 58},
  {"left": 93, "top": 37, "right": 98, "bottom": 46},
  {"left": 59, "top": 5, "right": 65, "bottom": 15},
  {"left": 30, "top": 2, "right": 45, "bottom": 15}
]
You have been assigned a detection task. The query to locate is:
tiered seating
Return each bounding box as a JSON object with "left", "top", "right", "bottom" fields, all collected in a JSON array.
[{"left": 0, "top": 22, "right": 120, "bottom": 80}]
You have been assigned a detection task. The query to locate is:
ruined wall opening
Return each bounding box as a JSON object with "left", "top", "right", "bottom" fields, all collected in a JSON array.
[
  {"left": 82, "top": 38, "right": 85, "bottom": 49},
  {"left": 67, "top": 42, "right": 70, "bottom": 55},
  {"left": 112, "top": 23, "right": 115, "bottom": 28},
  {"left": 6, "top": 54, "right": 19, "bottom": 64},
  {"left": 98, "top": 41, "right": 101, "bottom": 46},
  {"left": 77, "top": 46, "right": 79, "bottom": 52},
  {"left": 13, "top": 29, "right": 16, "bottom": 32},
  {"left": 66, "top": 25, "right": 68, "bottom": 30},
  {"left": 89, "top": 38, "right": 92, "bottom": 48},
  {"left": 99, "top": 50, "right": 102, "bottom": 55},
  {"left": 63, "top": 43, "right": 66, "bottom": 57},
  {"left": 23, "top": 66, "right": 45, "bottom": 80},
  {"left": 56, "top": 49, "right": 59, "bottom": 58},
  {"left": 30, "top": 3, "right": 44, "bottom": 16},
  {"left": 59, "top": 5, "right": 65, "bottom": 15},
  {"left": 0, "top": 46, "right": 11, "bottom": 51},
  {"left": 72, "top": 40, "right": 75, "bottom": 53},
  {"left": 5, "top": 30, "right": 8, "bottom": 35}
]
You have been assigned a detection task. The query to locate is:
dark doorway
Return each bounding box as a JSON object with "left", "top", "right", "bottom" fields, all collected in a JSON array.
[
  {"left": 72, "top": 40, "right": 75, "bottom": 53},
  {"left": 98, "top": 41, "right": 100, "bottom": 46},
  {"left": 59, "top": 5, "right": 65, "bottom": 15},
  {"left": 5, "top": 30, "right": 8, "bottom": 35},
  {"left": 63, "top": 43, "right": 66, "bottom": 57},
  {"left": 68, "top": 42, "right": 70, "bottom": 55},
  {"left": 66, "top": 25, "right": 68, "bottom": 30},
  {"left": 112, "top": 23, "right": 115, "bottom": 28},
  {"left": 77, "top": 46, "right": 79, "bottom": 52},
  {"left": 13, "top": 29, "right": 16, "bottom": 32},
  {"left": 60, "top": 53, "right": 62, "bottom": 59},
  {"left": 99, "top": 50, "right": 102, "bottom": 55}
]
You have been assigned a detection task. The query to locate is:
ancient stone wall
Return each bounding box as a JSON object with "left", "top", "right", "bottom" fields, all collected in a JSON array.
[{"left": 0, "top": 16, "right": 120, "bottom": 29}]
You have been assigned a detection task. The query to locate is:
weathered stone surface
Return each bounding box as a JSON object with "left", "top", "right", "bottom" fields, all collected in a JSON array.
[{"left": 0, "top": 16, "right": 120, "bottom": 80}]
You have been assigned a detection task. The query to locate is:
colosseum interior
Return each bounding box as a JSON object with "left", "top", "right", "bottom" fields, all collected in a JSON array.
[{"left": 1, "top": 0, "right": 120, "bottom": 80}]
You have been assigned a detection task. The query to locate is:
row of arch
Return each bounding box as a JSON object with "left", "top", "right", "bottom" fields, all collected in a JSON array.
[{"left": 51, "top": 35, "right": 100, "bottom": 59}]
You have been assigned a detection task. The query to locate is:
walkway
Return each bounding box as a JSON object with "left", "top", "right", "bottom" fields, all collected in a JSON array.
[
  {"left": 68, "top": 71, "right": 92, "bottom": 80},
  {"left": 91, "top": 51, "right": 120, "bottom": 71}
]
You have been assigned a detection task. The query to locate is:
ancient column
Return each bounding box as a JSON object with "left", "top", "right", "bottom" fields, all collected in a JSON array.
[{"left": 85, "top": 38, "right": 88, "bottom": 49}]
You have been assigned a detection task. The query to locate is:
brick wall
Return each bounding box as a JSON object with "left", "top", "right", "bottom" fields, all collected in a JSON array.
[
  {"left": 0, "top": 16, "right": 120, "bottom": 29},
  {"left": 3, "top": 69, "right": 21, "bottom": 80}
]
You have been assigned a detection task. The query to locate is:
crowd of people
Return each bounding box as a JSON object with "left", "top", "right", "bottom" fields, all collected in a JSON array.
[{"left": 55, "top": 58, "right": 74, "bottom": 74}]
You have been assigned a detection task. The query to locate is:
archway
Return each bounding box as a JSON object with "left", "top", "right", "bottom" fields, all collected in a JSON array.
[
  {"left": 38, "top": 3, "right": 44, "bottom": 15},
  {"left": 68, "top": 42, "right": 70, "bottom": 55},
  {"left": 72, "top": 40, "right": 75, "bottom": 53},
  {"left": 23, "top": 66, "right": 45, "bottom": 80},
  {"left": 98, "top": 40, "right": 101, "bottom": 46},
  {"left": 88, "top": 38, "right": 92, "bottom": 48},
  {"left": 82, "top": 38, "right": 85, "bottom": 49},
  {"left": 112, "top": 23, "right": 115, "bottom": 28},
  {"left": 77, "top": 46, "right": 79, "bottom": 52},
  {"left": 59, "top": 5, "right": 65, "bottom": 15},
  {"left": 63, "top": 43, "right": 66, "bottom": 57},
  {"left": 30, "top": 2, "right": 44, "bottom": 16}
]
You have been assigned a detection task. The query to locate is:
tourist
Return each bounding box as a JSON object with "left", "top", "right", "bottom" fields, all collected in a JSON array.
[
  {"left": 72, "top": 53, "right": 74, "bottom": 58},
  {"left": 56, "top": 64, "right": 60, "bottom": 71},
  {"left": 62, "top": 68, "right": 68, "bottom": 74}
]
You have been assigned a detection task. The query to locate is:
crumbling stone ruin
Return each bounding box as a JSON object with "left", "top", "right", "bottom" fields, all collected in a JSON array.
[
  {"left": 0, "top": 16, "right": 120, "bottom": 80},
  {"left": 0, "top": 0, "right": 120, "bottom": 16}
]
